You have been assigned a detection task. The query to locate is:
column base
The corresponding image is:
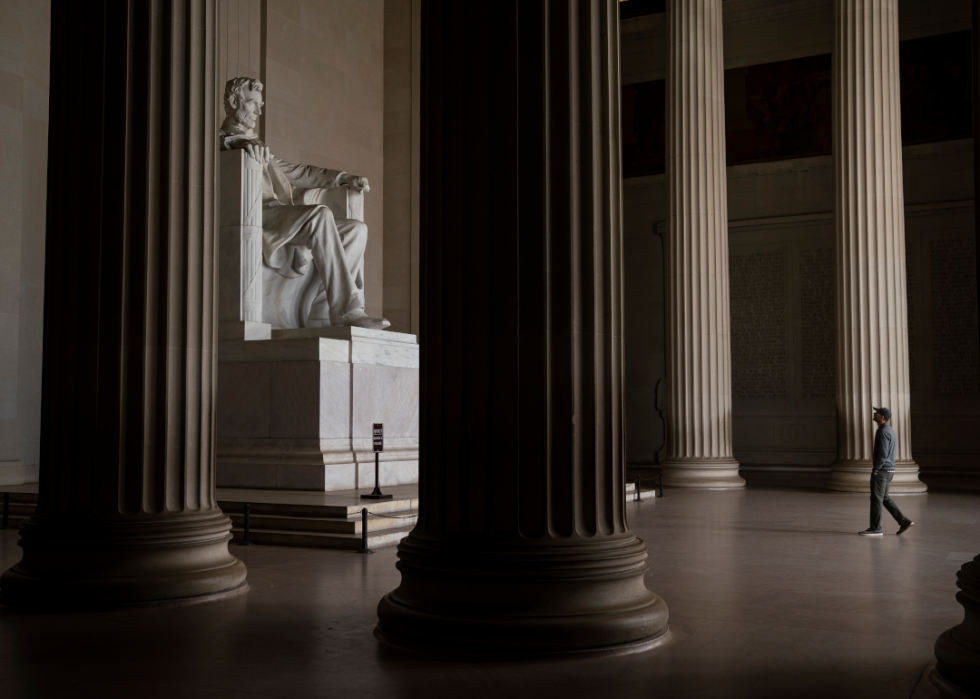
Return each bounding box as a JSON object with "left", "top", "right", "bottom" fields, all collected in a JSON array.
[
  {"left": 932, "top": 554, "right": 980, "bottom": 698},
  {"left": 376, "top": 532, "right": 669, "bottom": 652},
  {"left": 932, "top": 664, "right": 980, "bottom": 699},
  {"left": 660, "top": 458, "right": 744, "bottom": 489},
  {"left": 825, "top": 460, "right": 927, "bottom": 494},
  {"left": 0, "top": 511, "right": 248, "bottom": 609}
]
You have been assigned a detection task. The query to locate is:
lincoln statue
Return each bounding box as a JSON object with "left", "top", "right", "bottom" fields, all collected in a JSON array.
[{"left": 220, "top": 76, "right": 389, "bottom": 331}]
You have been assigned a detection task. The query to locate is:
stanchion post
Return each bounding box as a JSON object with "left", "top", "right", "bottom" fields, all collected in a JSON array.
[
  {"left": 635, "top": 478, "right": 643, "bottom": 502},
  {"left": 240, "top": 502, "right": 255, "bottom": 546},
  {"left": 357, "top": 507, "right": 374, "bottom": 554},
  {"left": 362, "top": 423, "right": 392, "bottom": 500},
  {"left": 1, "top": 492, "right": 8, "bottom": 530}
]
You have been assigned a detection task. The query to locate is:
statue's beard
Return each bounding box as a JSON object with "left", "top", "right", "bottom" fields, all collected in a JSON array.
[{"left": 234, "top": 106, "right": 256, "bottom": 130}]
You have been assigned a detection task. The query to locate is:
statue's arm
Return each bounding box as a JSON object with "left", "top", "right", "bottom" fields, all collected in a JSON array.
[
  {"left": 275, "top": 159, "right": 346, "bottom": 190},
  {"left": 276, "top": 158, "right": 371, "bottom": 194}
]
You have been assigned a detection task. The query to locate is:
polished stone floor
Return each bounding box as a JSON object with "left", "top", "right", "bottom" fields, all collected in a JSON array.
[{"left": 0, "top": 472, "right": 976, "bottom": 699}]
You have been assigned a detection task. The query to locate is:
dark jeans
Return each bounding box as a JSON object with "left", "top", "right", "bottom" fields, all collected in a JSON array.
[{"left": 870, "top": 471, "right": 909, "bottom": 530}]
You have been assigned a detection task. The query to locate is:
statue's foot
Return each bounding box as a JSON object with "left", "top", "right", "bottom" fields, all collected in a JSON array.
[{"left": 341, "top": 309, "right": 391, "bottom": 331}]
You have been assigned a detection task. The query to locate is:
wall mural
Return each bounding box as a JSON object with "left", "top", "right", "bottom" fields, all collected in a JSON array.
[
  {"left": 621, "top": 30, "right": 973, "bottom": 177},
  {"left": 621, "top": 80, "right": 665, "bottom": 177},
  {"left": 724, "top": 54, "right": 832, "bottom": 166},
  {"left": 900, "top": 30, "right": 972, "bottom": 145}
]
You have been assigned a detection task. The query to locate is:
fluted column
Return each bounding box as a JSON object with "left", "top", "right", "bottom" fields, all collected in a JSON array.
[
  {"left": 660, "top": 0, "right": 743, "bottom": 490},
  {"left": 376, "top": 1, "right": 668, "bottom": 652},
  {"left": 826, "top": 0, "right": 926, "bottom": 494},
  {"left": 0, "top": 0, "right": 247, "bottom": 607}
]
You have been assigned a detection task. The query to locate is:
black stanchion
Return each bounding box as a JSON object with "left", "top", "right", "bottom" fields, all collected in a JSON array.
[
  {"left": 361, "top": 452, "right": 393, "bottom": 500},
  {"left": 239, "top": 503, "right": 255, "bottom": 546},
  {"left": 1, "top": 492, "right": 9, "bottom": 530},
  {"left": 356, "top": 507, "right": 373, "bottom": 554},
  {"left": 634, "top": 473, "right": 666, "bottom": 502}
]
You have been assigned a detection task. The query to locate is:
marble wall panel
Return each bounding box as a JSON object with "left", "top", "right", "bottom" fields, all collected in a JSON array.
[
  {"left": 269, "top": 361, "right": 322, "bottom": 439},
  {"left": 905, "top": 204, "right": 980, "bottom": 472},
  {"left": 0, "top": 0, "right": 48, "bottom": 482},
  {"left": 727, "top": 217, "right": 837, "bottom": 467},
  {"left": 351, "top": 364, "right": 418, "bottom": 449},
  {"left": 217, "top": 362, "right": 272, "bottom": 438},
  {"left": 623, "top": 177, "right": 666, "bottom": 464},
  {"left": 624, "top": 138, "right": 977, "bottom": 471},
  {"left": 382, "top": 0, "right": 420, "bottom": 336},
  {"left": 319, "top": 360, "right": 352, "bottom": 440}
]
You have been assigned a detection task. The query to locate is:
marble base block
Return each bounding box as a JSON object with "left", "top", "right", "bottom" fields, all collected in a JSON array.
[
  {"left": 0, "top": 460, "right": 35, "bottom": 486},
  {"left": 217, "top": 328, "right": 419, "bottom": 491},
  {"left": 219, "top": 320, "right": 272, "bottom": 342}
]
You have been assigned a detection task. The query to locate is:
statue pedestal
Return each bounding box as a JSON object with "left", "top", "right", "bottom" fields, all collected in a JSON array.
[{"left": 217, "top": 327, "right": 418, "bottom": 491}]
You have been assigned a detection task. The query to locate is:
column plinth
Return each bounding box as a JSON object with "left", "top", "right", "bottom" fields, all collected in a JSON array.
[
  {"left": 379, "top": 535, "right": 665, "bottom": 651},
  {"left": 0, "top": 0, "right": 247, "bottom": 608},
  {"left": 661, "top": 0, "right": 743, "bottom": 490},
  {"left": 375, "top": 0, "right": 668, "bottom": 652},
  {"left": 827, "top": 0, "right": 926, "bottom": 495}
]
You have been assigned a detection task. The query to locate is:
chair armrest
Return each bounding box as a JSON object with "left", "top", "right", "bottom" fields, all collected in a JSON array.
[{"left": 317, "top": 186, "right": 365, "bottom": 222}]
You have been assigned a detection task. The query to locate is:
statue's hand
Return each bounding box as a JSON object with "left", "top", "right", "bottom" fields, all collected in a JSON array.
[
  {"left": 345, "top": 175, "right": 370, "bottom": 194},
  {"left": 244, "top": 143, "right": 271, "bottom": 165}
]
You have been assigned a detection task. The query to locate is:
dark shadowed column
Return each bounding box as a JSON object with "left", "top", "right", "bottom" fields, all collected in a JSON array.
[
  {"left": 0, "top": 0, "right": 247, "bottom": 607},
  {"left": 930, "top": 4, "right": 980, "bottom": 694},
  {"left": 375, "top": 0, "right": 669, "bottom": 652}
]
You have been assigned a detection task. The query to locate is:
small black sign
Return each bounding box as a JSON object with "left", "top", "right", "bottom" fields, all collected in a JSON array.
[{"left": 373, "top": 423, "right": 383, "bottom": 453}]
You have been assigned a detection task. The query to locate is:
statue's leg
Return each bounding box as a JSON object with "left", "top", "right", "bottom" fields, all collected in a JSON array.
[
  {"left": 336, "top": 219, "right": 367, "bottom": 295},
  {"left": 302, "top": 207, "right": 364, "bottom": 322}
]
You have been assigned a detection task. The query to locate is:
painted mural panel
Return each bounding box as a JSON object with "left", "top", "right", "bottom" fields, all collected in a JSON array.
[
  {"left": 724, "top": 54, "right": 832, "bottom": 166},
  {"left": 622, "top": 80, "right": 665, "bottom": 177},
  {"left": 621, "top": 30, "right": 974, "bottom": 176},
  {"left": 899, "top": 30, "right": 972, "bottom": 145}
]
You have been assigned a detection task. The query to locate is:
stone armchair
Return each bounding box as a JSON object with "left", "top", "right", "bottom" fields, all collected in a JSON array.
[{"left": 218, "top": 149, "right": 365, "bottom": 338}]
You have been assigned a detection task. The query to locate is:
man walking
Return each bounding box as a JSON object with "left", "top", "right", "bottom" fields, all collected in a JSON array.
[{"left": 859, "top": 407, "right": 915, "bottom": 536}]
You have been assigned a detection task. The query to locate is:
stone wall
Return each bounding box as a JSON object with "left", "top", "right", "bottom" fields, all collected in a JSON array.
[
  {"left": 381, "top": 0, "right": 420, "bottom": 336},
  {"left": 621, "top": 0, "right": 980, "bottom": 474},
  {"left": 0, "top": 0, "right": 49, "bottom": 485}
]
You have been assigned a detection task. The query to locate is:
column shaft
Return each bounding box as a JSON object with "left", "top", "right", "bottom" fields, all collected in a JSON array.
[
  {"left": 0, "top": 0, "right": 247, "bottom": 607},
  {"left": 827, "top": 0, "right": 926, "bottom": 493},
  {"left": 661, "top": 0, "right": 743, "bottom": 490},
  {"left": 376, "top": 0, "right": 668, "bottom": 652}
]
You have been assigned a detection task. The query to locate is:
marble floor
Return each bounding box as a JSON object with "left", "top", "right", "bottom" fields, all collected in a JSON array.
[{"left": 0, "top": 472, "right": 976, "bottom": 699}]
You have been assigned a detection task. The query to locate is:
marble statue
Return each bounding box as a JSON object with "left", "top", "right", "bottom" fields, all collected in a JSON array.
[{"left": 220, "top": 77, "right": 389, "bottom": 330}]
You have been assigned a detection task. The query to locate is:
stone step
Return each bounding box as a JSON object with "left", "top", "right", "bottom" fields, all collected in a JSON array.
[
  {"left": 0, "top": 495, "right": 37, "bottom": 529},
  {"left": 2, "top": 502, "right": 36, "bottom": 515},
  {"left": 215, "top": 486, "right": 417, "bottom": 519},
  {"left": 230, "top": 524, "right": 414, "bottom": 550},
  {"left": 227, "top": 509, "right": 418, "bottom": 534}
]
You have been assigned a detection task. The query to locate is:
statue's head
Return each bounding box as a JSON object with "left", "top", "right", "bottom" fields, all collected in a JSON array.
[{"left": 223, "top": 77, "right": 264, "bottom": 130}]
